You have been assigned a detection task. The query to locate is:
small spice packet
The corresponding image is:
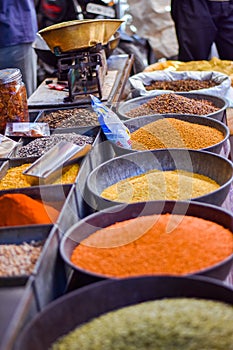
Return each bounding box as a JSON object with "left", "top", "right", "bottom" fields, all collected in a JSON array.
[
  {"left": 5, "top": 122, "right": 50, "bottom": 137},
  {"left": 90, "top": 95, "right": 132, "bottom": 149}
]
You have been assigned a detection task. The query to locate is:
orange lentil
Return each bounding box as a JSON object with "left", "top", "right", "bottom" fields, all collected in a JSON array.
[{"left": 70, "top": 214, "right": 233, "bottom": 277}]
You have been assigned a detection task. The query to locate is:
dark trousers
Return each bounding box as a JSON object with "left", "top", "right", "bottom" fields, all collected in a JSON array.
[{"left": 171, "top": 0, "right": 233, "bottom": 61}]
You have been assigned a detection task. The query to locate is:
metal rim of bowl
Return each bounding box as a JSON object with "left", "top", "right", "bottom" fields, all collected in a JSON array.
[{"left": 86, "top": 148, "right": 233, "bottom": 206}]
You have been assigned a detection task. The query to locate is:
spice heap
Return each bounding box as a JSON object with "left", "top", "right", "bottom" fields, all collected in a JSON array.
[
  {"left": 0, "top": 193, "right": 59, "bottom": 226},
  {"left": 0, "top": 241, "right": 43, "bottom": 276},
  {"left": 70, "top": 213, "right": 233, "bottom": 277},
  {"left": 0, "top": 163, "right": 80, "bottom": 190},
  {"left": 39, "top": 108, "right": 99, "bottom": 128},
  {"left": 125, "top": 93, "right": 219, "bottom": 118},
  {"left": 15, "top": 133, "right": 94, "bottom": 158},
  {"left": 130, "top": 118, "right": 224, "bottom": 150},
  {"left": 52, "top": 298, "right": 233, "bottom": 350},
  {"left": 101, "top": 169, "right": 219, "bottom": 202},
  {"left": 145, "top": 79, "right": 218, "bottom": 91}
]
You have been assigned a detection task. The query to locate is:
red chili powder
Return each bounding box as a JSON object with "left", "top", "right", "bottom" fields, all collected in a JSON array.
[{"left": 70, "top": 214, "right": 233, "bottom": 277}]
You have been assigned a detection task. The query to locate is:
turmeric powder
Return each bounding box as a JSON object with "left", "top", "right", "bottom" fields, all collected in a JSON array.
[
  {"left": 71, "top": 213, "right": 233, "bottom": 277},
  {"left": 0, "top": 193, "right": 59, "bottom": 226},
  {"left": 0, "top": 163, "right": 80, "bottom": 190}
]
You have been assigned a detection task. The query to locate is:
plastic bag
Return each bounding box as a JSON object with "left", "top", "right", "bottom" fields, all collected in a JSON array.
[
  {"left": 129, "top": 70, "right": 233, "bottom": 106},
  {"left": 0, "top": 134, "right": 18, "bottom": 157},
  {"left": 90, "top": 95, "right": 131, "bottom": 149}
]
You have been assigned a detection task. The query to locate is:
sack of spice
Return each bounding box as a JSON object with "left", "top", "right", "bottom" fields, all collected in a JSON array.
[
  {"left": 129, "top": 70, "right": 233, "bottom": 106},
  {"left": 90, "top": 95, "right": 132, "bottom": 149}
]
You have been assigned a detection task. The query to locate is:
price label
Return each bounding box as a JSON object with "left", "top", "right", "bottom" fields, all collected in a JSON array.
[
  {"left": 86, "top": 3, "right": 115, "bottom": 18},
  {"left": 12, "top": 123, "right": 30, "bottom": 132}
]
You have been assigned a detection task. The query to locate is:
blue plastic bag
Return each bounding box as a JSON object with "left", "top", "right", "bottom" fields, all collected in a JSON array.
[{"left": 91, "top": 95, "right": 132, "bottom": 149}]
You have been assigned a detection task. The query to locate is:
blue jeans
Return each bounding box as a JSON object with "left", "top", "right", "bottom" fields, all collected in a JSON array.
[{"left": 0, "top": 43, "right": 37, "bottom": 97}]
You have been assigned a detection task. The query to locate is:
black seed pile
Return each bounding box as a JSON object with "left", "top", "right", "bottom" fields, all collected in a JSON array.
[
  {"left": 39, "top": 108, "right": 99, "bottom": 128},
  {"left": 15, "top": 133, "right": 94, "bottom": 158}
]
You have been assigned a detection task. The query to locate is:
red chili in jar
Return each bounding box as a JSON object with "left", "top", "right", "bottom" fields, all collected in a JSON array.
[{"left": 0, "top": 68, "right": 29, "bottom": 133}]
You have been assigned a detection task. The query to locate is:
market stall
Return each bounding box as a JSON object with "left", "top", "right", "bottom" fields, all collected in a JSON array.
[{"left": 1, "top": 17, "right": 233, "bottom": 350}]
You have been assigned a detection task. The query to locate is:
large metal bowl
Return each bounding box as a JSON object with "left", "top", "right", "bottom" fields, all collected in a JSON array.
[
  {"left": 38, "top": 19, "right": 123, "bottom": 53},
  {"left": 116, "top": 92, "right": 228, "bottom": 122},
  {"left": 15, "top": 275, "right": 233, "bottom": 350},
  {"left": 111, "top": 113, "right": 229, "bottom": 156},
  {"left": 86, "top": 149, "right": 233, "bottom": 210},
  {"left": 59, "top": 200, "right": 233, "bottom": 283}
]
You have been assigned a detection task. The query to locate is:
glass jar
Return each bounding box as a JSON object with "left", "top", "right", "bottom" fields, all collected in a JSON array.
[{"left": 0, "top": 68, "right": 29, "bottom": 133}]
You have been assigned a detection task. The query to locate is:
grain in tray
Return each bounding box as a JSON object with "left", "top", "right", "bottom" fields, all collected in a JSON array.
[
  {"left": 0, "top": 241, "right": 43, "bottom": 276},
  {"left": 39, "top": 108, "right": 99, "bottom": 128},
  {"left": 15, "top": 133, "right": 94, "bottom": 158}
]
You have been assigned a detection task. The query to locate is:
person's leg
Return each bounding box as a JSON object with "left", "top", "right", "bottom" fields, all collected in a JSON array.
[
  {"left": 209, "top": 1, "right": 233, "bottom": 60},
  {"left": 0, "top": 43, "right": 37, "bottom": 97},
  {"left": 171, "top": 0, "right": 216, "bottom": 61}
]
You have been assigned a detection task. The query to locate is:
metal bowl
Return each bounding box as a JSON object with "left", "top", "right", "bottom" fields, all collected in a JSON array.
[
  {"left": 104, "top": 31, "right": 120, "bottom": 58},
  {"left": 59, "top": 200, "right": 233, "bottom": 283},
  {"left": 15, "top": 275, "right": 233, "bottom": 350},
  {"left": 86, "top": 149, "right": 233, "bottom": 210},
  {"left": 116, "top": 92, "right": 228, "bottom": 122},
  {"left": 111, "top": 114, "right": 229, "bottom": 156},
  {"left": 38, "top": 19, "right": 123, "bottom": 53}
]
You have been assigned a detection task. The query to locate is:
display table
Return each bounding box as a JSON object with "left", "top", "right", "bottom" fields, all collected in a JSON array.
[
  {"left": 2, "top": 57, "right": 233, "bottom": 350},
  {"left": 28, "top": 54, "right": 133, "bottom": 110}
]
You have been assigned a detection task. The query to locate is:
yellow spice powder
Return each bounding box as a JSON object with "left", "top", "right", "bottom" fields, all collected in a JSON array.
[
  {"left": 0, "top": 164, "right": 32, "bottom": 189},
  {"left": 131, "top": 118, "right": 224, "bottom": 150},
  {"left": 101, "top": 169, "right": 220, "bottom": 202},
  {"left": 53, "top": 163, "right": 80, "bottom": 184},
  {"left": 0, "top": 163, "right": 80, "bottom": 190}
]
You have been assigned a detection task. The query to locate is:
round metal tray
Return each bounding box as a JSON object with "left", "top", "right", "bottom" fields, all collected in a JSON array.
[
  {"left": 117, "top": 92, "right": 228, "bottom": 122},
  {"left": 60, "top": 200, "right": 233, "bottom": 283},
  {"left": 86, "top": 149, "right": 233, "bottom": 210},
  {"left": 15, "top": 274, "right": 233, "bottom": 350},
  {"left": 110, "top": 113, "right": 230, "bottom": 156}
]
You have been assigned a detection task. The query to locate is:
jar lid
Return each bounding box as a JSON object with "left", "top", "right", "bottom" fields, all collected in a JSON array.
[{"left": 0, "top": 68, "right": 22, "bottom": 84}]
